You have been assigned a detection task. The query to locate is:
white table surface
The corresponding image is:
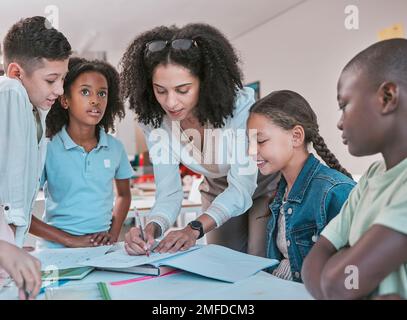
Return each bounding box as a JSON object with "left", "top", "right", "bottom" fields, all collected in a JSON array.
[{"left": 0, "top": 269, "right": 312, "bottom": 300}]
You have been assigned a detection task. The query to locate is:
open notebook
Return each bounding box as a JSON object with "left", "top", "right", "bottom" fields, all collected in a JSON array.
[
  {"left": 93, "top": 241, "right": 172, "bottom": 276},
  {"left": 80, "top": 244, "right": 279, "bottom": 283},
  {"left": 31, "top": 245, "right": 113, "bottom": 281},
  {"left": 96, "top": 265, "right": 174, "bottom": 276},
  {"left": 32, "top": 243, "right": 278, "bottom": 283}
]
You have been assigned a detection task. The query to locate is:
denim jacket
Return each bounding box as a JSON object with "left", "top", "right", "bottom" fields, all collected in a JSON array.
[{"left": 266, "top": 154, "right": 356, "bottom": 282}]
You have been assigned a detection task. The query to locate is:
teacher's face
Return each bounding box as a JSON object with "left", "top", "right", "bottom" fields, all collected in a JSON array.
[{"left": 152, "top": 63, "right": 200, "bottom": 121}]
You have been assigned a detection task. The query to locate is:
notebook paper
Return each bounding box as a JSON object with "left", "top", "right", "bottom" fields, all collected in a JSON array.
[
  {"left": 81, "top": 244, "right": 278, "bottom": 283},
  {"left": 80, "top": 245, "right": 200, "bottom": 269},
  {"left": 156, "top": 244, "right": 279, "bottom": 283},
  {"left": 31, "top": 245, "right": 113, "bottom": 271}
]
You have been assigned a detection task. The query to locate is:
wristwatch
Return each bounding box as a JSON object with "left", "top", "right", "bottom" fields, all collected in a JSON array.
[{"left": 188, "top": 220, "right": 204, "bottom": 239}]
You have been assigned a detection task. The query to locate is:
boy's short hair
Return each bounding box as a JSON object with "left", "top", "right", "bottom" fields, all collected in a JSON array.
[
  {"left": 3, "top": 16, "right": 72, "bottom": 73},
  {"left": 343, "top": 38, "right": 407, "bottom": 88}
]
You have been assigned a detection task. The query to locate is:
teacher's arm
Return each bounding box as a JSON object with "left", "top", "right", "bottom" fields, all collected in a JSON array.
[
  {"left": 155, "top": 87, "right": 259, "bottom": 253},
  {"left": 125, "top": 126, "right": 184, "bottom": 256},
  {"left": 155, "top": 147, "right": 258, "bottom": 253}
]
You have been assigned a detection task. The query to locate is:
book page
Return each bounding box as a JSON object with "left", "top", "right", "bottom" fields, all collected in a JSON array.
[
  {"left": 31, "top": 245, "right": 113, "bottom": 271},
  {"left": 158, "top": 244, "right": 279, "bottom": 283},
  {"left": 80, "top": 244, "right": 201, "bottom": 268}
]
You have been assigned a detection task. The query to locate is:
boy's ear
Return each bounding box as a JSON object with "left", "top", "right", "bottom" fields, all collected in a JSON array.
[
  {"left": 6, "top": 62, "right": 23, "bottom": 80},
  {"left": 292, "top": 125, "right": 305, "bottom": 147},
  {"left": 378, "top": 82, "right": 399, "bottom": 114},
  {"left": 59, "top": 95, "right": 69, "bottom": 109}
]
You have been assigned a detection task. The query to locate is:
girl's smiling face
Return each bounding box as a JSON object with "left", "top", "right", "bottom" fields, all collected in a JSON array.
[
  {"left": 62, "top": 71, "right": 108, "bottom": 128},
  {"left": 247, "top": 113, "right": 295, "bottom": 175}
]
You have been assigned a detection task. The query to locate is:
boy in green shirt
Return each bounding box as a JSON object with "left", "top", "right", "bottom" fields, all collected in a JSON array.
[{"left": 302, "top": 38, "right": 407, "bottom": 300}]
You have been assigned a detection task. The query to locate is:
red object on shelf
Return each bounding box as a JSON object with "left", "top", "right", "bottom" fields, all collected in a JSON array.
[
  {"left": 179, "top": 164, "right": 201, "bottom": 178},
  {"left": 133, "top": 174, "right": 154, "bottom": 184},
  {"left": 139, "top": 153, "right": 144, "bottom": 167}
]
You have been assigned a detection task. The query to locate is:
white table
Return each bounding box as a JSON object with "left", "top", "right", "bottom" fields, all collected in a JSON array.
[{"left": 0, "top": 270, "right": 313, "bottom": 300}]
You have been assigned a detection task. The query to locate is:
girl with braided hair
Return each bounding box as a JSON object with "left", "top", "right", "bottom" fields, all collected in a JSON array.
[
  {"left": 121, "top": 23, "right": 280, "bottom": 257},
  {"left": 247, "top": 90, "right": 355, "bottom": 282}
]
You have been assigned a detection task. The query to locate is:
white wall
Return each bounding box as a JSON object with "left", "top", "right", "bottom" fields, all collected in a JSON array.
[
  {"left": 111, "top": 0, "right": 407, "bottom": 173},
  {"left": 233, "top": 0, "right": 407, "bottom": 175}
]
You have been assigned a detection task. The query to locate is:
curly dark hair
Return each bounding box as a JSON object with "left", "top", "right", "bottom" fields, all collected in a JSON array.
[
  {"left": 3, "top": 16, "right": 72, "bottom": 73},
  {"left": 46, "top": 57, "right": 125, "bottom": 139},
  {"left": 249, "top": 90, "right": 353, "bottom": 179},
  {"left": 119, "top": 23, "right": 243, "bottom": 128}
]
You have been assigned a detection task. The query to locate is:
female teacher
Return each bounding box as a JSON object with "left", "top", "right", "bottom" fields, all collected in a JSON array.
[{"left": 120, "top": 23, "right": 279, "bottom": 257}]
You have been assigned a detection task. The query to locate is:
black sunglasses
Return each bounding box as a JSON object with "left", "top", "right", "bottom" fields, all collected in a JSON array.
[{"left": 144, "top": 39, "right": 198, "bottom": 55}]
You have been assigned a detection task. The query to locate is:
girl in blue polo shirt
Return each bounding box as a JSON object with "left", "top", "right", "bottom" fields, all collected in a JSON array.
[
  {"left": 247, "top": 90, "right": 355, "bottom": 282},
  {"left": 29, "top": 57, "right": 133, "bottom": 248}
]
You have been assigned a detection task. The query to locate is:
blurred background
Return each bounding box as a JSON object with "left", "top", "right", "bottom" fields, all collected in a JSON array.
[
  {"left": 2, "top": 1, "right": 407, "bottom": 247},
  {"left": 2, "top": 0, "right": 406, "bottom": 174}
]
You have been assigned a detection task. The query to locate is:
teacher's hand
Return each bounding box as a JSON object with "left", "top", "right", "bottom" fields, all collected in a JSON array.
[
  {"left": 155, "top": 226, "right": 199, "bottom": 254},
  {"left": 124, "top": 225, "right": 155, "bottom": 256}
]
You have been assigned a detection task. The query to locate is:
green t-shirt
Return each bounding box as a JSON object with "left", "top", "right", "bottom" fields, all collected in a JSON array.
[{"left": 321, "top": 157, "right": 407, "bottom": 298}]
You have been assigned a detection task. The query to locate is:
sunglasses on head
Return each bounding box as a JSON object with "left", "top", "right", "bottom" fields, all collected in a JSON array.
[{"left": 144, "top": 39, "right": 198, "bottom": 55}]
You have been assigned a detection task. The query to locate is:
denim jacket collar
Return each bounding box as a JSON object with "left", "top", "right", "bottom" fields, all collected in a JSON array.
[{"left": 276, "top": 154, "right": 321, "bottom": 204}]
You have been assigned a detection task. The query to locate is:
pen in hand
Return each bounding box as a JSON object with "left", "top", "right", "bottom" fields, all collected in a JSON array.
[{"left": 135, "top": 210, "right": 150, "bottom": 257}]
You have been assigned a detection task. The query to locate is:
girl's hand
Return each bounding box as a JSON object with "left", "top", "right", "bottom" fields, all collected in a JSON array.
[
  {"left": 124, "top": 227, "right": 155, "bottom": 256},
  {"left": 90, "top": 231, "right": 116, "bottom": 246},
  {"left": 65, "top": 234, "right": 95, "bottom": 248},
  {"left": 154, "top": 226, "right": 199, "bottom": 254},
  {"left": 0, "top": 241, "right": 42, "bottom": 300}
]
